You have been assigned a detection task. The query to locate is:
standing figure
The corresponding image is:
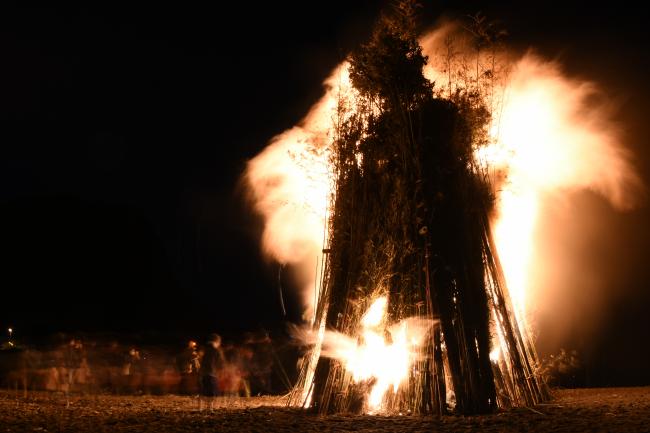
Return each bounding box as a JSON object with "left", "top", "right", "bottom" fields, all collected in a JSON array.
[
  {"left": 177, "top": 340, "right": 200, "bottom": 395},
  {"left": 124, "top": 347, "right": 143, "bottom": 394},
  {"left": 199, "top": 333, "right": 225, "bottom": 410},
  {"left": 63, "top": 338, "right": 83, "bottom": 393},
  {"left": 246, "top": 331, "right": 274, "bottom": 395}
]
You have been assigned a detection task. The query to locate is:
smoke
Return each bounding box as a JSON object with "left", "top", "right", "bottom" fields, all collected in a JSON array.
[{"left": 243, "top": 65, "right": 351, "bottom": 318}]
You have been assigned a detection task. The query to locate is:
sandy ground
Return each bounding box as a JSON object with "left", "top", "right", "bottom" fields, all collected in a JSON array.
[{"left": 1, "top": 387, "right": 649, "bottom": 432}]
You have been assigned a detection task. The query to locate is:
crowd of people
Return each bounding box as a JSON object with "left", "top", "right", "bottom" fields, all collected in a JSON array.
[
  {"left": 0, "top": 331, "right": 278, "bottom": 397},
  {"left": 178, "top": 332, "right": 275, "bottom": 398}
]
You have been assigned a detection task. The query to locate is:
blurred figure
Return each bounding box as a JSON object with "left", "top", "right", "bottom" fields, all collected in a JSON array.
[
  {"left": 539, "top": 348, "right": 583, "bottom": 387},
  {"left": 235, "top": 344, "right": 254, "bottom": 397},
  {"left": 124, "top": 347, "right": 143, "bottom": 394},
  {"left": 64, "top": 339, "right": 83, "bottom": 391},
  {"left": 246, "top": 331, "right": 274, "bottom": 395},
  {"left": 64, "top": 338, "right": 89, "bottom": 393},
  {"left": 177, "top": 340, "right": 200, "bottom": 395},
  {"left": 108, "top": 341, "right": 127, "bottom": 393},
  {"left": 220, "top": 342, "right": 250, "bottom": 397},
  {"left": 199, "top": 333, "right": 225, "bottom": 410}
]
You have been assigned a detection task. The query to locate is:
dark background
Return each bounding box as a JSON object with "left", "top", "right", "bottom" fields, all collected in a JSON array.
[{"left": 1, "top": 1, "right": 648, "bottom": 385}]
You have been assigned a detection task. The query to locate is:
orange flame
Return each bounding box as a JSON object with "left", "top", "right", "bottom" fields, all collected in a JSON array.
[
  {"left": 485, "top": 54, "right": 641, "bottom": 324},
  {"left": 420, "top": 27, "right": 642, "bottom": 328},
  {"left": 296, "top": 296, "right": 433, "bottom": 412}
]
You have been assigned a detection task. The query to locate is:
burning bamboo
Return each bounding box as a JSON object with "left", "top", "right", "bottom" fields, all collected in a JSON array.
[
  {"left": 287, "top": 4, "right": 549, "bottom": 415},
  {"left": 245, "top": 2, "right": 638, "bottom": 413}
]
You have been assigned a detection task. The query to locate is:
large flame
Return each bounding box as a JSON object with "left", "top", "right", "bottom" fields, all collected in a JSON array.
[
  {"left": 296, "top": 296, "right": 433, "bottom": 411},
  {"left": 419, "top": 27, "right": 642, "bottom": 327},
  {"left": 483, "top": 55, "right": 640, "bottom": 324}
]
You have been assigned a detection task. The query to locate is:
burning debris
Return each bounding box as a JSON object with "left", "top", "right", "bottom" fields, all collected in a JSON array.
[{"left": 245, "top": 2, "right": 640, "bottom": 417}]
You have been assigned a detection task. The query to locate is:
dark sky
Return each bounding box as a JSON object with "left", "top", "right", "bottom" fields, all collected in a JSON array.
[{"left": 1, "top": 2, "right": 649, "bottom": 383}]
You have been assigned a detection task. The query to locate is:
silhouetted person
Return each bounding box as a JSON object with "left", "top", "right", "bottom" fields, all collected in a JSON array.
[
  {"left": 246, "top": 331, "right": 273, "bottom": 395},
  {"left": 234, "top": 344, "right": 254, "bottom": 397},
  {"left": 63, "top": 339, "right": 83, "bottom": 392},
  {"left": 199, "top": 333, "right": 225, "bottom": 410},
  {"left": 124, "top": 347, "right": 144, "bottom": 394},
  {"left": 177, "top": 340, "right": 200, "bottom": 395}
]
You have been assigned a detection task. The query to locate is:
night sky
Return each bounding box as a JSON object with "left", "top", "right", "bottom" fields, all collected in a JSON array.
[{"left": 1, "top": 2, "right": 649, "bottom": 385}]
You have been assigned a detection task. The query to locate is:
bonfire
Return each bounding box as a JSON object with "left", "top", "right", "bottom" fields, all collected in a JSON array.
[{"left": 245, "top": 1, "right": 639, "bottom": 416}]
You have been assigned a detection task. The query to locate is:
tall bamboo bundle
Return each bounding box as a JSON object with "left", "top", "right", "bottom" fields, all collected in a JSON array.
[{"left": 289, "top": 3, "right": 549, "bottom": 415}]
